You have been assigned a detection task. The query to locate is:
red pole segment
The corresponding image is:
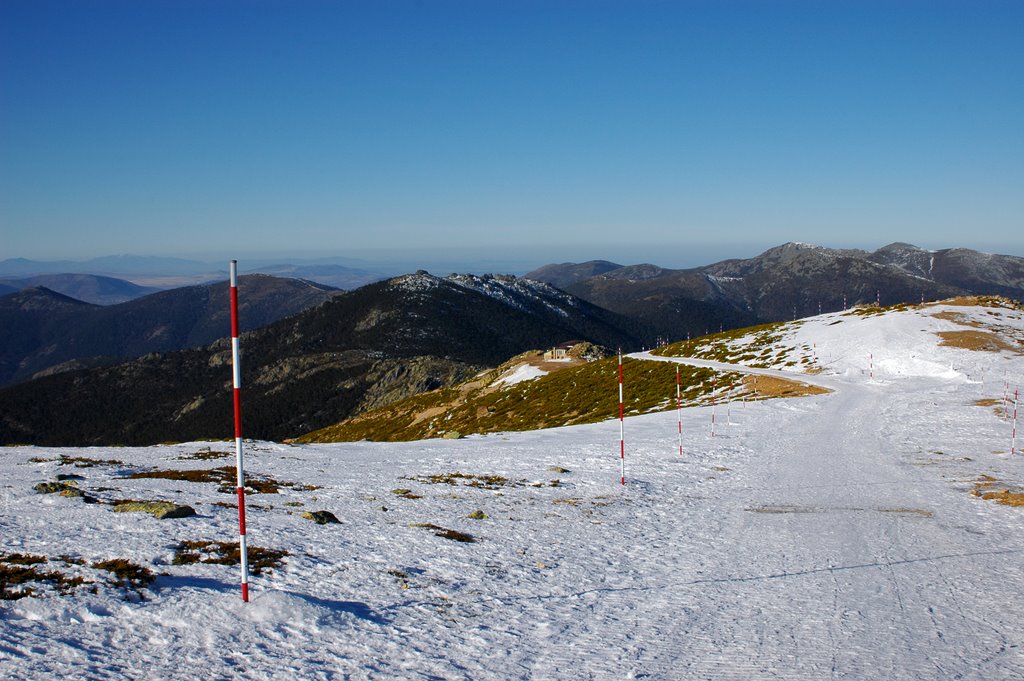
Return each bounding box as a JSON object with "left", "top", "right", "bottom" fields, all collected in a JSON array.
[
  {"left": 230, "top": 261, "right": 250, "bottom": 602},
  {"left": 618, "top": 350, "right": 625, "bottom": 486},
  {"left": 676, "top": 365, "right": 682, "bottom": 457}
]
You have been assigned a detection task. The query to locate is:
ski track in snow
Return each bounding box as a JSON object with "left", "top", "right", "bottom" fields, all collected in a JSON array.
[{"left": 3, "top": 302, "right": 1024, "bottom": 679}]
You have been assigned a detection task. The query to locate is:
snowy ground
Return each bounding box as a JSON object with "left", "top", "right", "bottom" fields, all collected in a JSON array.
[
  {"left": 2, "top": 300, "right": 1023, "bottom": 679},
  {"left": 493, "top": 363, "right": 548, "bottom": 386}
]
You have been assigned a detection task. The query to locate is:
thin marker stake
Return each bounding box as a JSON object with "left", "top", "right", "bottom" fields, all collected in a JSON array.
[
  {"left": 1004, "top": 378, "right": 1010, "bottom": 420},
  {"left": 618, "top": 350, "right": 625, "bottom": 485},
  {"left": 710, "top": 374, "right": 716, "bottom": 438},
  {"left": 676, "top": 365, "right": 682, "bottom": 457},
  {"left": 1012, "top": 389, "right": 1018, "bottom": 456},
  {"left": 229, "top": 261, "right": 250, "bottom": 603},
  {"left": 727, "top": 384, "right": 732, "bottom": 426}
]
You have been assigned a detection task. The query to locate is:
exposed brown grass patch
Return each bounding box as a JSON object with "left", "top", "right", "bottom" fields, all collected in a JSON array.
[
  {"left": 933, "top": 296, "right": 1016, "bottom": 308},
  {"left": 974, "top": 397, "right": 1011, "bottom": 418},
  {"left": 974, "top": 489, "right": 1024, "bottom": 507},
  {"left": 409, "top": 523, "right": 476, "bottom": 543},
  {"left": 742, "top": 374, "right": 830, "bottom": 398},
  {"left": 404, "top": 472, "right": 518, "bottom": 489},
  {"left": 3, "top": 553, "right": 49, "bottom": 565},
  {"left": 0, "top": 558, "right": 90, "bottom": 600},
  {"left": 28, "top": 455, "right": 124, "bottom": 467},
  {"left": 172, "top": 540, "right": 288, "bottom": 575},
  {"left": 971, "top": 475, "right": 1024, "bottom": 507},
  {"left": 932, "top": 310, "right": 982, "bottom": 327},
  {"left": 936, "top": 330, "right": 1015, "bottom": 353},
  {"left": 0, "top": 553, "right": 167, "bottom": 600},
  {"left": 177, "top": 447, "right": 232, "bottom": 461},
  {"left": 92, "top": 558, "right": 154, "bottom": 590},
  {"left": 975, "top": 474, "right": 998, "bottom": 489},
  {"left": 128, "top": 467, "right": 304, "bottom": 494}
]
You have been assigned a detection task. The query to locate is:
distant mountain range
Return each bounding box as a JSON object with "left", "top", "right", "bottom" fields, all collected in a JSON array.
[
  {"left": 0, "top": 273, "right": 161, "bottom": 305},
  {"left": 525, "top": 243, "right": 1024, "bottom": 340},
  {"left": 0, "top": 275, "right": 339, "bottom": 386},
  {"left": 0, "top": 273, "right": 644, "bottom": 445},
  {"left": 0, "top": 255, "right": 220, "bottom": 277},
  {"left": 3, "top": 241, "right": 1022, "bottom": 447},
  {"left": 0, "top": 256, "right": 388, "bottom": 291},
  {"left": 240, "top": 263, "right": 386, "bottom": 290}
]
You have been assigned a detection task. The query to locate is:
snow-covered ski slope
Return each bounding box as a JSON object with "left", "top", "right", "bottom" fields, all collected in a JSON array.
[{"left": 2, "top": 298, "right": 1023, "bottom": 679}]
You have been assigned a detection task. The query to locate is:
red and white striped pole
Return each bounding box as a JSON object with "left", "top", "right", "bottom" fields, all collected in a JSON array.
[
  {"left": 229, "top": 261, "right": 250, "bottom": 602},
  {"left": 869, "top": 353, "right": 874, "bottom": 382},
  {"left": 618, "top": 350, "right": 625, "bottom": 485},
  {"left": 676, "top": 365, "right": 682, "bottom": 457}
]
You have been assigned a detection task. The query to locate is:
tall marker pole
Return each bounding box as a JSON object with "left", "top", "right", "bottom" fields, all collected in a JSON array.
[
  {"left": 618, "top": 350, "right": 625, "bottom": 485},
  {"left": 676, "top": 365, "right": 682, "bottom": 457},
  {"left": 229, "top": 261, "right": 250, "bottom": 602}
]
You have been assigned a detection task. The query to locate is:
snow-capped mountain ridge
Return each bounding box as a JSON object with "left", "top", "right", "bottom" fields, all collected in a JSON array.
[{"left": 527, "top": 242, "right": 1024, "bottom": 341}]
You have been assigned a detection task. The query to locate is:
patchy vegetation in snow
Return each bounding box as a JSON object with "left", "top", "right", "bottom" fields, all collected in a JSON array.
[{"left": 3, "top": 296, "right": 1024, "bottom": 678}]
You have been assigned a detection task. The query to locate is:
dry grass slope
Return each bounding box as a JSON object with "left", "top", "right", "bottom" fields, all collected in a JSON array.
[{"left": 299, "top": 355, "right": 736, "bottom": 443}]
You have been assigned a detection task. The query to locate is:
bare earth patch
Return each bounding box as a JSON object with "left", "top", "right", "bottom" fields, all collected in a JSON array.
[
  {"left": 931, "top": 296, "right": 1016, "bottom": 309},
  {"left": 936, "top": 330, "right": 1016, "bottom": 353},
  {"left": 409, "top": 523, "right": 476, "bottom": 543},
  {"left": 932, "top": 310, "right": 984, "bottom": 328},
  {"left": 743, "top": 374, "right": 830, "bottom": 399},
  {"left": 974, "top": 397, "right": 1011, "bottom": 418},
  {"left": 971, "top": 475, "right": 1024, "bottom": 507}
]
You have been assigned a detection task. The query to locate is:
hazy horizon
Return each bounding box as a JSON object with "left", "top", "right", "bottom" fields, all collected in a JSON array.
[{"left": 4, "top": 238, "right": 1024, "bottom": 281}]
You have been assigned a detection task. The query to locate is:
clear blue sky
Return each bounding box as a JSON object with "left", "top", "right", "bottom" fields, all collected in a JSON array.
[{"left": 1, "top": 0, "right": 1022, "bottom": 267}]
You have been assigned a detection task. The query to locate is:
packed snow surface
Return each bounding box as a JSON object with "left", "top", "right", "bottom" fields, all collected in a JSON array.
[
  {"left": 2, "top": 300, "right": 1024, "bottom": 679},
  {"left": 493, "top": 363, "right": 549, "bottom": 386}
]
